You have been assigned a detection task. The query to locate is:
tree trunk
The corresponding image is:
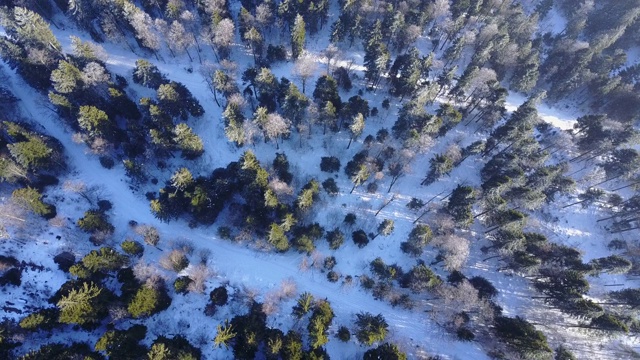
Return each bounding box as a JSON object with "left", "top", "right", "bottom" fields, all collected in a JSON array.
[
  {"left": 562, "top": 199, "right": 588, "bottom": 208},
  {"left": 610, "top": 181, "right": 640, "bottom": 191},
  {"left": 375, "top": 195, "right": 396, "bottom": 216}
]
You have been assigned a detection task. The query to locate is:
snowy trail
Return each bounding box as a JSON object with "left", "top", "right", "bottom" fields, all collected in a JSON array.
[{"left": 1, "top": 57, "right": 489, "bottom": 360}]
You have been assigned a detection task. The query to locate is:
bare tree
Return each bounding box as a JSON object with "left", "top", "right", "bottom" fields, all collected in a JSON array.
[
  {"left": 126, "top": 5, "right": 161, "bottom": 57},
  {"left": 264, "top": 113, "right": 291, "bottom": 149},
  {"left": 255, "top": 3, "right": 273, "bottom": 34},
  {"left": 211, "top": 19, "right": 236, "bottom": 59},
  {"left": 168, "top": 20, "right": 195, "bottom": 61},
  {"left": 293, "top": 56, "right": 318, "bottom": 94},
  {"left": 323, "top": 43, "right": 340, "bottom": 73},
  {"left": 433, "top": 234, "right": 470, "bottom": 271}
]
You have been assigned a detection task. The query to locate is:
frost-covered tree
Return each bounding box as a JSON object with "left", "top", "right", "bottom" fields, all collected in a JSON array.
[{"left": 293, "top": 56, "right": 317, "bottom": 94}]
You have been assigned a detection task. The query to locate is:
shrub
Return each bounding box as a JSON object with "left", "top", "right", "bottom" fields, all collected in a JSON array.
[
  {"left": 95, "top": 324, "right": 148, "bottom": 359},
  {"left": 210, "top": 286, "right": 228, "bottom": 306},
  {"left": 323, "top": 256, "right": 336, "bottom": 270},
  {"left": 457, "top": 327, "right": 475, "bottom": 341},
  {"left": 53, "top": 252, "right": 75, "bottom": 272},
  {"left": 360, "top": 275, "right": 375, "bottom": 290},
  {"left": 326, "top": 228, "right": 345, "bottom": 250},
  {"left": 406, "top": 197, "right": 425, "bottom": 211},
  {"left": 337, "top": 326, "right": 351, "bottom": 342},
  {"left": 218, "top": 226, "right": 233, "bottom": 240},
  {"left": 160, "top": 250, "right": 189, "bottom": 272},
  {"left": 352, "top": 229, "right": 369, "bottom": 248},
  {"left": 99, "top": 156, "right": 114, "bottom": 169},
  {"left": 343, "top": 213, "right": 356, "bottom": 225},
  {"left": 327, "top": 271, "right": 339, "bottom": 283},
  {"left": 322, "top": 178, "right": 339, "bottom": 195},
  {"left": 148, "top": 335, "right": 202, "bottom": 360},
  {"left": 0, "top": 267, "right": 21, "bottom": 286},
  {"left": 121, "top": 240, "right": 144, "bottom": 257},
  {"left": 363, "top": 343, "right": 407, "bottom": 360},
  {"left": 173, "top": 276, "right": 193, "bottom": 294},
  {"left": 320, "top": 157, "right": 340, "bottom": 172}
]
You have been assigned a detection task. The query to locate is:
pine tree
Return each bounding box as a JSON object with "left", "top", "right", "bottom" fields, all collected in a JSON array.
[
  {"left": 170, "top": 167, "right": 194, "bottom": 192},
  {"left": 57, "top": 282, "right": 108, "bottom": 326},
  {"left": 173, "top": 123, "right": 204, "bottom": 158},
  {"left": 77, "top": 105, "right": 111, "bottom": 138},
  {"left": 355, "top": 312, "right": 389, "bottom": 346},
  {"left": 7, "top": 137, "right": 52, "bottom": 171},
  {"left": 12, "top": 187, "right": 54, "bottom": 217},
  {"left": 350, "top": 164, "right": 370, "bottom": 194},
  {"left": 213, "top": 320, "right": 236, "bottom": 349},
  {"left": 347, "top": 113, "right": 365, "bottom": 149},
  {"left": 51, "top": 60, "right": 83, "bottom": 94},
  {"left": 268, "top": 223, "right": 289, "bottom": 251},
  {"left": 291, "top": 14, "right": 306, "bottom": 59}
]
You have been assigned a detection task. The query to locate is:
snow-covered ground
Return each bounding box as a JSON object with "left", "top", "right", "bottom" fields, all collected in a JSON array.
[{"left": 1, "top": 3, "right": 639, "bottom": 359}]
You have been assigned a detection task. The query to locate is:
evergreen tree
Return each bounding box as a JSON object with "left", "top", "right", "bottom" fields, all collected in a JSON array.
[
  {"left": 364, "top": 343, "right": 407, "bottom": 360},
  {"left": 12, "top": 187, "right": 55, "bottom": 217},
  {"left": 354, "top": 312, "right": 389, "bottom": 346},
  {"left": 268, "top": 223, "right": 289, "bottom": 251},
  {"left": 291, "top": 14, "right": 306, "bottom": 59},
  {"left": 350, "top": 164, "right": 370, "bottom": 194},
  {"left": 213, "top": 320, "right": 236, "bottom": 349},
  {"left": 77, "top": 106, "right": 112, "bottom": 139},
  {"left": 57, "top": 282, "right": 110, "bottom": 326},
  {"left": 347, "top": 113, "right": 365, "bottom": 149}
]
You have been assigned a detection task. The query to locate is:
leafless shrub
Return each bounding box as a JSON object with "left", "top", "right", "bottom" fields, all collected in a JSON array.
[
  {"left": 133, "top": 260, "right": 162, "bottom": 283},
  {"left": 171, "top": 238, "right": 194, "bottom": 255},
  {"left": 135, "top": 224, "right": 160, "bottom": 246},
  {"left": 278, "top": 278, "right": 297, "bottom": 299},
  {"left": 262, "top": 292, "right": 281, "bottom": 316},
  {"left": 109, "top": 306, "right": 129, "bottom": 322},
  {"left": 187, "top": 264, "right": 211, "bottom": 293},
  {"left": 48, "top": 215, "right": 67, "bottom": 228},
  {"left": 444, "top": 144, "right": 462, "bottom": 164},
  {"left": 63, "top": 180, "right": 87, "bottom": 193},
  {"left": 268, "top": 178, "right": 294, "bottom": 200},
  {"left": 89, "top": 230, "right": 114, "bottom": 246},
  {"left": 90, "top": 137, "right": 112, "bottom": 155},
  {"left": 197, "top": 248, "right": 212, "bottom": 264},
  {"left": 72, "top": 132, "right": 87, "bottom": 144},
  {"left": 159, "top": 249, "right": 189, "bottom": 272},
  {"left": 432, "top": 234, "right": 470, "bottom": 271},
  {"left": 0, "top": 200, "right": 28, "bottom": 235},
  {"left": 432, "top": 213, "right": 455, "bottom": 235},
  {"left": 299, "top": 257, "right": 309, "bottom": 272},
  {"left": 237, "top": 284, "right": 259, "bottom": 306},
  {"left": 310, "top": 251, "right": 324, "bottom": 270},
  {"left": 145, "top": 274, "right": 165, "bottom": 290}
]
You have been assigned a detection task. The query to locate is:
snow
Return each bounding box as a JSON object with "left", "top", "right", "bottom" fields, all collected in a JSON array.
[
  {"left": 505, "top": 93, "right": 579, "bottom": 130},
  {"left": 537, "top": 6, "right": 568, "bottom": 36},
  {"left": 1, "top": 3, "right": 639, "bottom": 359}
]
